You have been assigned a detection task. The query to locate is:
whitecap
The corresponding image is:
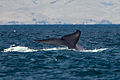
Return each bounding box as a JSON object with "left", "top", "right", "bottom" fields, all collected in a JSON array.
[{"left": 13, "top": 30, "right": 16, "bottom": 32}]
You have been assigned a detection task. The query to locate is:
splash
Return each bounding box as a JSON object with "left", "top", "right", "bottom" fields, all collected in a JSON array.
[
  {"left": 39, "top": 47, "right": 68, "bottom": 51},
  {"left": 40, "top": 47, "right": 108, "bottom": 52},
  {"left": 3, "top": 45, "right": 38, "bottom": 52},
  {"left": 2, "top": 45, "right": 108, "bottom": 53},
  {"left": 76, "top": 48, "right": 108, "bottom": 52},
  {"left": 3, "top": 45, "right": 67, "bottom": 52}
]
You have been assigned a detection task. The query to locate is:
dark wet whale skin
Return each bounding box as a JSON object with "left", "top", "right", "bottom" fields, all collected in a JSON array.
[{"left": 35, "top": 30, "right": 84, "bottom": 50}]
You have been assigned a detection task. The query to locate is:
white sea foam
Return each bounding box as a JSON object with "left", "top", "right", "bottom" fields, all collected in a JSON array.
[
  {"left": 39, "top": 47, "right": 108, "bottom": 52},
  {"left": 3, "top": 45, "right": 108, "bottom": 53},
  {"left": 13, "top": 30, "right": 16, "bottom": 32},
  {"left": 76, "top": 48, "right": 108, "bottom": 52},
  {"left": 3, "top": 45, "right": 38, "bottom": 52},
  {"left": 39, "top": 47, "right": 68, "bottom": 51}
]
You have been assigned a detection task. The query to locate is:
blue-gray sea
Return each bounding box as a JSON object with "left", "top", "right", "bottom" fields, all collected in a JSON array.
[{"left": 0, "top": 25, "right": 120, "bottom": 80}]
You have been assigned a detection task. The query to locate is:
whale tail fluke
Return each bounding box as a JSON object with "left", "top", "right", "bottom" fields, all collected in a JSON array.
[
  {"left": 34, "top": 30, "right": 82, "bottom": 50},
  {"left": 34, "top": 38, "right": 65, "bottom": 46},
  {"left": 61, "top": 30, "right": 81, "bottom": 48}
]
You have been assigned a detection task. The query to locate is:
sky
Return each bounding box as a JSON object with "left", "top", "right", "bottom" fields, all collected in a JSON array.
[{"left": 0, "top": 0, "right": 120, "bottom": 25}]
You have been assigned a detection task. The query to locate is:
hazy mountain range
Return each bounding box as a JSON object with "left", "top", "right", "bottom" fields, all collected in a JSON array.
[{"left": 0, "top": 0, "right": 120, "bottom": 25}]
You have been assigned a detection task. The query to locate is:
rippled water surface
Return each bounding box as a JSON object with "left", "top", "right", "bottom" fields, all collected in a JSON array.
[{"left": 0, "top": 25, "right": 120, "bottom": 80}]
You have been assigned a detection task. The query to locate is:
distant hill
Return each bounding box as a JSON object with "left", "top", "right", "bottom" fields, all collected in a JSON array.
[{"left": 0, "top": 0, "right": 119, "bottom": 25}]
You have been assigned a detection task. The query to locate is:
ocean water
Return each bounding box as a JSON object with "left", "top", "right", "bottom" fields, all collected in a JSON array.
[{"left": 0, "top": 25, "right": 120, "bottom": 80}]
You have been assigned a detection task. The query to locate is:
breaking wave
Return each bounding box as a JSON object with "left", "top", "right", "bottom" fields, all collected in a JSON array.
[{"left": 2, "top": 45, "right": 108, "bottom": 53}]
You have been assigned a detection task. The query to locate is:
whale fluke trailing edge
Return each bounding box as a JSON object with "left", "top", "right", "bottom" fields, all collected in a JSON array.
[{"left": 34, "top": 30, "right": 84, "bottom": 50}]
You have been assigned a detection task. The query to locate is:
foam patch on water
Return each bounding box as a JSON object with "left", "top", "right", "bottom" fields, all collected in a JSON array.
[
  {"left": 40, "top": 47, "right": 108, "bottom": 52},
  {"left": 76, "top": 48, "right": 108, "bottom": 52},
  {"left": 3, "top": 45, "right": 38, "bottom": 52},
  {"left": 2, "top": 45, "right": 108, "bottom": 53},
  {"left": 39, "top": 47, "right": 68, "bottom": 51}
]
